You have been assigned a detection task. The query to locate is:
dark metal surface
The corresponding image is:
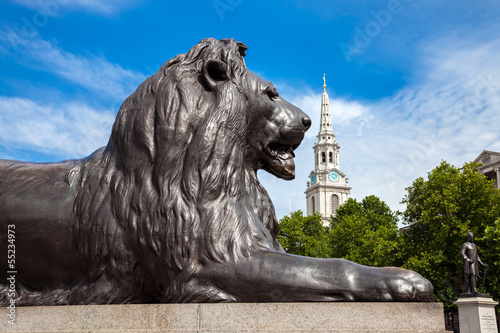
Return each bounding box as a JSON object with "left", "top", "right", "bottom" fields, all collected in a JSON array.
[
  {"left": 0, "top": 38, "right": 433, "bottom": 305},
  {"left": 460, "top": 232, "right": 488, "bottom": 295}
]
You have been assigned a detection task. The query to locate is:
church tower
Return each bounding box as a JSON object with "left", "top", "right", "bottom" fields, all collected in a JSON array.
[{"left": 305, "top": 75, "right": 351, "bottom": 222}]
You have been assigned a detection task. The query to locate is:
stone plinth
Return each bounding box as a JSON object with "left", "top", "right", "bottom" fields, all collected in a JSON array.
[
  {"left": 454, "top": 296, "right": 499, "bottom": 333},
  {"left": 1, "top": 302, "right": 448, "bottom": 332}
]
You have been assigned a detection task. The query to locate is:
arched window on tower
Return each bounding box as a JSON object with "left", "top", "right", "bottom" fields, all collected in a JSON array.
[
  {"left": 329, "top": 152, "right": 333, "bottom": 162},
  {"left": 321, "top": 152, "right": 325, "bottom": 163},
  {"left": 331, "top": 195, "right": 339, "bottom": 215},
  {"left": 312, "top": 196, "right": 316, "bottom": 214}
]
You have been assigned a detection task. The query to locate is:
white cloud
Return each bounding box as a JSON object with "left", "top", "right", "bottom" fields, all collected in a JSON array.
[
  {"left": 0, "top": 28, "right": 145, "bottom": 100},
  {"left": 0, "top": 96, "right": 115, "bottom": 159},
  {"left": 8, "top": 0, "right": 141, "bottom": 15},
  {"left": 261, "top": 36, "right": 500, "bottom": 221}
]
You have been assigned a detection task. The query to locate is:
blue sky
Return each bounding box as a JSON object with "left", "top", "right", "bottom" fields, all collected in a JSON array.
[{"left": 1, "top": 0, "right": 500, "bottom": 221}]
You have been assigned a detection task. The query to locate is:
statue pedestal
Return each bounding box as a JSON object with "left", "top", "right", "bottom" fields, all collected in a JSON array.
[
  {"left": 1, "top": 302, "right": 448, "bottom": 332},
  {"left": 454, "top": 296, "right": 499, "bottom": 333}
]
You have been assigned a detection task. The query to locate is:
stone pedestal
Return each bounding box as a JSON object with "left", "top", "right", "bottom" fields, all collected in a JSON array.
[
  {"left": 454, "top": 296, "right": 499, "bottom": 333},
  {"left": 1, "top": 302, "right": 448, "bottom": 332}
]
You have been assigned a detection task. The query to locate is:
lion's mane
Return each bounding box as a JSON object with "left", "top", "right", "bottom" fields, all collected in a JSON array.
[{"left": 71, "top": 38, "right": 281, "bottom": 303}]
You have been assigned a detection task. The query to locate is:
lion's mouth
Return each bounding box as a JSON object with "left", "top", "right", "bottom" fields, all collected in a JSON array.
[
  {"left": 263, "top": 142, "right": 300, "bottom": 180},
  {"left": 264, "top": 142, "right": 299, "bottom": 159}
]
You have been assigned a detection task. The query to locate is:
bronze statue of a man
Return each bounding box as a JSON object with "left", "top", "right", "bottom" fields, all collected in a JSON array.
[{"left": 460, "top": 232, "right": 487, "bottom": 294}]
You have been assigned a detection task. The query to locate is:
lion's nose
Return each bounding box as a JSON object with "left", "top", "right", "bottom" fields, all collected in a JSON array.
[{"left": 302, "top": 116, "right": 311, "bottom": 131}]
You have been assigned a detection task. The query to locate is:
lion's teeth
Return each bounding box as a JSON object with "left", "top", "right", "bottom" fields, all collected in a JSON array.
[{"left": 266, "top": 146, "right": 278, "bottom": 157}]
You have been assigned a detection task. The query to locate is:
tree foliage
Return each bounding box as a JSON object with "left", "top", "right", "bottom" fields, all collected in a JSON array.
[
  {"left": 481, "top": 217, "right": 500, "bottom": 301},
  {"left": 329, "top": 195, "right": 402, "bottom": 267},
  {"left": 401, "top": 161, "right": 500, "bottom": 305},
  {"left": 277, "top": 210, "right": 330, "bottom": 258}
]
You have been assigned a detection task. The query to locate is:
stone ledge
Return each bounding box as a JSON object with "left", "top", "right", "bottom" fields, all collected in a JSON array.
[
  {"left": 454, "top": 296, "right": 499, "bottom": 306},
  {"left": 1, "top": 302, "right": 449, "bottom": 332}
]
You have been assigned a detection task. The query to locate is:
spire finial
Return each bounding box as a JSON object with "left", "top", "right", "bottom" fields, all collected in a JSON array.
[{"left": 323, "top": 73, "right": 326, "bottom": 91}]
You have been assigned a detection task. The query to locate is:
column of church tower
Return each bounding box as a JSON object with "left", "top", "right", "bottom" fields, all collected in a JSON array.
[{"left": 304, "top": 74, "right": 351, "bottom": 223}]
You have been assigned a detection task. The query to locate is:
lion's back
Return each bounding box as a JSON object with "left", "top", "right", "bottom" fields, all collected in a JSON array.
[
  {"left": 0, "top": 159, "right": 79, "bottom": 219},
  {"left": 0, "top": 159, "right": 87, "bottom": 291}
]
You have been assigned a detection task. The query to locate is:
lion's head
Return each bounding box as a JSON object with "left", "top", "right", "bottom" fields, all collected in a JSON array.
[
  {"left": 108, "top": 38, "right": 310, "bottom": 181},
  {"left": 74, "top": 38, "right": 310, "bottom": 302},
  {"left": 244, "top": 71, "right": 311, "bottom": 180}
]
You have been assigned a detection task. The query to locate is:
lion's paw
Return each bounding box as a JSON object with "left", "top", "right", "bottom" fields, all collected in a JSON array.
[{"left": 389, "top": 270, "right": 434, "bottom": 302}]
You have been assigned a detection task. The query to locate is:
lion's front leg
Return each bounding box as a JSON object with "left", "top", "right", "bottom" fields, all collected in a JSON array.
[{"left": 198, "top": 250, "right": 433, "bottom": 302}]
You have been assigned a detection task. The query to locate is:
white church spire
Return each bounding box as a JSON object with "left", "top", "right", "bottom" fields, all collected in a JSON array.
[
  {"left": 304, "top": 74, "right": 351, "bottom": 223},
  {"left": 319, "top": 74, "right": 334, "bottom": 137}
]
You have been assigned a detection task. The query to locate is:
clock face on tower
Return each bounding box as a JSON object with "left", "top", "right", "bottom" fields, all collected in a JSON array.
[
  {"left": 328, "top": 171, "right": 339, "bottom": 182},
  {"left": 311, "top": 173, "right": 316, "bottom": 184}
]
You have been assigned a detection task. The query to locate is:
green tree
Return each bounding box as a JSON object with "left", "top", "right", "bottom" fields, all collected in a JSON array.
[
  {"left": 478, "top": 212, "right": 500, "bottom": 304},
  {"left": 329, "top": 195, "right": 402, "bottom": 267},
  {"left": 277, "top": 210, "right": 330, "bottom": 258},
  {"left": 401, "top": 160, "right": 500, "bottom": 306}
]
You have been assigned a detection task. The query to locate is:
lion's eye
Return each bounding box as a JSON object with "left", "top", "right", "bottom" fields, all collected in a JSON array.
[{"left": 265, "top": 86, "right": 279, "bottom": 101}]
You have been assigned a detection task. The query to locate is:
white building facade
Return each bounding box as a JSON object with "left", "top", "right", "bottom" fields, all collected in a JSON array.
[
  {"left": 304, "top": 75, "right": 351, "bottom": 222},
  {"left": 475, "top": 150, "right": 500, "bottom": 189}
]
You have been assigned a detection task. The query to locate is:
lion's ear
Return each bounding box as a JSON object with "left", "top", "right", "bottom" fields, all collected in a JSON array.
[{"left": 202, "top": 59, "right": 229, "bottom": 90}]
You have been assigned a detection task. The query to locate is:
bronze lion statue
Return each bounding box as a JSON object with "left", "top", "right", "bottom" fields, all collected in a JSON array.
[{"left": 0, "top": 38, "right": 433, "bottom": 305}]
